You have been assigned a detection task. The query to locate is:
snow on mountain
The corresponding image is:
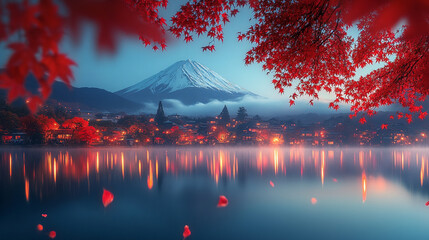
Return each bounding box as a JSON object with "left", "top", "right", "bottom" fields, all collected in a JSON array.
[{"left": 116, "top": 60, "right": 257, "bottom": 105}]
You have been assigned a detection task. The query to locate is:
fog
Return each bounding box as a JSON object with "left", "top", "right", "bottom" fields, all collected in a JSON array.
[{"left": 140, "top": 95, "right": 352, "bottom": 118}]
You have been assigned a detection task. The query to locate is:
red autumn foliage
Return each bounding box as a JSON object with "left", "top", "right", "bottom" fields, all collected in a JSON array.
[
  {"left": 0, "top": 0, "right": 428, "bottom": 122},
  {"left": 37, "top": 115, "right": 59, "bottom": 133},
  {"left": 217, "top": 195, "right": 229, "bottom": 207},
  {"left": 171, "top": 0, "right": 429, "bottom": 122},
  {"left": 61, "top": 117, "right": 98, "bottom": 143},
  {"left": 76, "top": 126, "right": 99, "bottom": 144},
  {"left": 61, "top": 117, "right": 89, "bottom": 130},
  {"left": 381, "top": 124, "right": 388, "bottom": 129},
  {"left": 102, "top": 189, "right": 114, "bottom": 207},
  {"left": 183, "top": 225, "right": 191, "bottom": 239}
]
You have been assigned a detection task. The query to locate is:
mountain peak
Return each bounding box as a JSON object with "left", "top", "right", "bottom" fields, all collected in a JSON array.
[
  {"left": 119, "top": 60, "right": 249, "bottom": 94},
  {"left": 115, "top": 60, "right": 257, "bottom": 105}
]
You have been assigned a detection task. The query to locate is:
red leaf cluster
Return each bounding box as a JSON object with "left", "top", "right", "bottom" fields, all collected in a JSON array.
[
  {"left": 170, "top": 0, "right": 429, "bottom": 123},
  {"left": 63, "top": 0, "right": 166, "bottom": 52},
  {"left": 0, "top": 0, "right": 76, "bottom": 113},
  {"left": 0, "top": 0, "right": 167, "bottom": 113},
  {"left": 170, "top": 0, "right": 246, "bottom": 51}
]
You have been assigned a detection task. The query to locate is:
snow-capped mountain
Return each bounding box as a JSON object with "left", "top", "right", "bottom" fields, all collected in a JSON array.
[{"left": 115, "top": 60, "right": 257, "bottom": 105}]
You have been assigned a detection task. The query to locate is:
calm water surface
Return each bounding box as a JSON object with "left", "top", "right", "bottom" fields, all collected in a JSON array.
[{"left": 1, "top": 147, "right": 429, "bottom": 239}]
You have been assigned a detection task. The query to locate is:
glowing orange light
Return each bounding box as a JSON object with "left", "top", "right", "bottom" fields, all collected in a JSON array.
[
  {"left": 156, "top": 160, "right": 159, "bottom": 179},
  {"left": 121, "top": 153, "right": 125, "bottom": 179},
  {"left": 321, "top": 151, "right": 325, "bottom": 186},
  {"left": 96, "top": 152, "right": 99, "bottom": 174},
  {"left": 25, "top": 178, "right": 29, "bottom": 202},
  {"left": 147, "top": 161, "right": 153, "bottom": 190},
  {"left": 9, "top": 154, "right": 12, "bottom": 178},
  {"left": 53, "top": 158, "right": 57, "bottom": 184},
  {"left": 421, "top": 159, "right": 425, "bottom": 186},
  {"left": 362, "top": 171, "right": 367, "bottom": 203},
  {"left": 138, "top": 160, "right": 142, "bottom": 178},
  {"left": 273, "top": 149, "right": 279, "bottom": 175}
]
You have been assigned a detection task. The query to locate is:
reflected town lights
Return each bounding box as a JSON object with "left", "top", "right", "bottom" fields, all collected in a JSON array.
[
  {"left": 9, "top": 154, "right": 12, "bottom": 178},
  {"left": 3, "top": 149, "right": 429, "bottom": 204},
  {"left": 421, "top": 158, "right": 425, "bottom": 187},
  {"left": 321, "top": 151, "right": 325, "bottom": 186},
  {"left": 53, "top": 158, "right": 57, "bottom": 184},
  {"left": 147, "top": 161, "right": 153, "bottom": 190},
  {"left": 25, "top": 178, "right": 29, "bottom": 202},
  {"left": 362, "top": 171, "right": 367, "bottom": 203}
]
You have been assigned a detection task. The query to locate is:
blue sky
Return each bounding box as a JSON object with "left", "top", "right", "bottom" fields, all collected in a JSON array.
[
  {"left": 58, "top": 5, "right": 283, "bottom": 99},
  {"left": 0, "top": 2, "right": 389, "bottom": 116}
]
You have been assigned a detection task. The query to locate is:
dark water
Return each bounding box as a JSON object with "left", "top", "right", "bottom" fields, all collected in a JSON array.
[{"left": 1, "top": 147, "right": 429, "bottom": 240}]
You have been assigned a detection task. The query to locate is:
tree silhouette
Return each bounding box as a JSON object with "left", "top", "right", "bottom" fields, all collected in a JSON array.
[
  {"left": 155, "top": 101, "right": 166, "bottom": 125},
  {"left": 218, "top": 105, "right": 231, "bottom": 124},
  {"left": 236, "top": 107, "right": 248, "bottom": 122}
]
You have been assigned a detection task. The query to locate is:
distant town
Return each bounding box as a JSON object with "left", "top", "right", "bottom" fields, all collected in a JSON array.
[{"left": 0, "top": 99, "right": 428, "bottom": 146}]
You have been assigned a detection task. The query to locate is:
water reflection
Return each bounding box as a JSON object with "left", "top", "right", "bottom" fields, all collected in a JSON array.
[
  {"left": 1, "top": 147, "right": 429, "bottom": 203},
  {"left": 1, "top": 147, "right": 429, "bottom": 239}
]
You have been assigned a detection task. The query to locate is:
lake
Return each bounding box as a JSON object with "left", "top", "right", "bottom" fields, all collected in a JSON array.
[{"left": 0, "top": 147, "right": 428, "bottom": 239}]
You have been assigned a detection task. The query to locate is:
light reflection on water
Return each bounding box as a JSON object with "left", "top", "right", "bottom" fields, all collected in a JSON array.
[{"left": 1, "top": 147, "right": 429, "bottom": 239}]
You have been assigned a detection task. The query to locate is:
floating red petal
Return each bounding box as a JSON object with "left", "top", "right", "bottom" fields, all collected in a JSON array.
[
  {"left": 102, "top": 189, "right": 114, "bottom": 207},
  {"left": 183, "top": 225, "right": 191, "bottom": 239},
  {"left": 37, "top": 224, "right": 43, "bottom": 231},
  {"left": 49, "top": 231, "right": 56, "bottom": 239},
  {"left": 217, "top": 195, "right": 228, "bottom": 207}
]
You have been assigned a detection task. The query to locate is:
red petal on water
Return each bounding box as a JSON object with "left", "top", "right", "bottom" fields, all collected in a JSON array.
[
  {"left": 48, "top": 231, "right": 56, "bottom": 239},
  {"left": 41, "top": 214, "right": 47, "bottom": 218},
  {"left": 217, "top": 195, "right": 228, "bottom": 207},
  {"left": 102, "top": 189, "right": 114, "bottom": 207},
  {"left": 425, "top": 201, "right": 429, "bottom": 206},
  {"left": 269, "top": 181, "right": 275, "bottom": 187},
  {"left": 37, "top": 224, "right": 43, "bottom": 231},
  {"left": 183, "top": 225, "right": 191, "bottom": 239},
  {"left": 333, "top": 178, "right": 338, "bottom": 182},
  {"left": 311, "top": 197, "right": 317, "bottom": 205}
]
